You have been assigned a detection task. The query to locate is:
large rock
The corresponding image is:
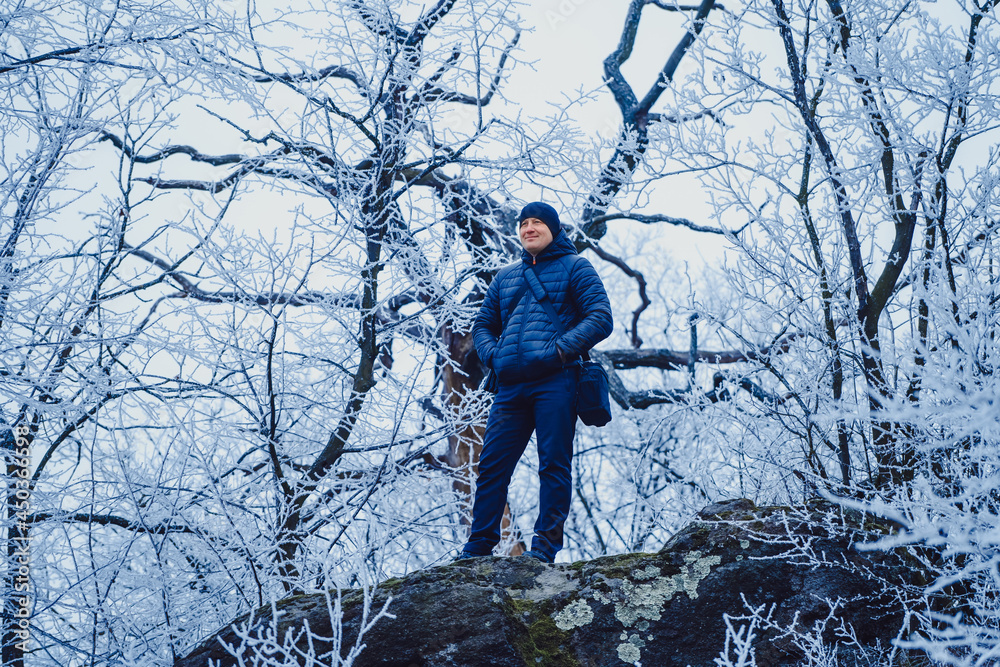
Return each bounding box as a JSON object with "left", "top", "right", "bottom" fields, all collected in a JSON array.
[{"left": 176, "top": 499, "right": 925, "bottom": 666}]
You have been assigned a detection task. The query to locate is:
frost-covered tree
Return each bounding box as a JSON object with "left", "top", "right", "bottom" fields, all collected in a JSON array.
[
  {"left": 593, "top": 0, "right": 1000, "bottom": 662},
  {"left": 6, "top": 0, "right": 548, "bottom": 663},
  {"left": 1, "top": 2, "right": 225, "bottom": 664}
]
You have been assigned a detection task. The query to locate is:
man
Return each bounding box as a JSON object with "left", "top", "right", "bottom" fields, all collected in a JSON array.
[{"left": 458, "top": 201, "right": 613, "bottom": 563}]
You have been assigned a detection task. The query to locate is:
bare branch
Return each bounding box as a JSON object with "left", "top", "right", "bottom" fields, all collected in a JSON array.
[
  {"left": 646, "top": 1, "right": 729, "bottom": 13},
  {"left": 593, "top": 351, "right": 688, "bottom": 408},
  {"left": 252, "top": 63, "right": 365, "bottom": 88},
  {"left": 600, "top": 330, "right": 811, "bottom": 370},
  {"left": 585, "top": 243, "right": 650, "bottom": 348},
  {"left": 824, "top": 0, "right": 921, "bottom": 336},
  {"left": 636, "top": 0, "right": 717, "bottom": 117},
  {"left": 126, "top": 245, "right": 362, "bottom": 307},
  {"left": 352, "top": 1, "right": 408, "bottom": 41},
  {"left": 591, "top": 212, "right": 743, "bottom": 236},
  {"left": 771, "top": 0, "right": 871, "bottom": 325},
  {"left": 419, "top": 30, "right": 521, "bottom": 106},
  {"left": 100, "top": 132, "right": 246, "bottom": 166},
  {"left": 584, "top": 0, "right": 718, "bottom": 238},
  {"left": 407, "top": 0, "right": 459, "bottom": 46},
  {"left": 0, "top": 28, "right": 202, "bottom": 75},
  {"left": 602, "top": 0, "right": 644, "bottom": 114},
  {"left": 28, "top": 512, "right": 197, "bottom": 535}
]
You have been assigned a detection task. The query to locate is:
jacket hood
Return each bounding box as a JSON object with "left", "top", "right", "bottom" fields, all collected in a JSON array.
[{"left": 520, "top": 230, "right": 577, "bottom": 264}]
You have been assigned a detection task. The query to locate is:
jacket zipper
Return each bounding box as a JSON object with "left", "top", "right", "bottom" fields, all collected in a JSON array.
[{"left": 517, "top": 266, "right": 528, "bottom": 370}]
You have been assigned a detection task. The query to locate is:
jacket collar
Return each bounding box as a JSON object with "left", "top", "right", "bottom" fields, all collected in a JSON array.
[{"left": 520, "top": 232, "right": 577, "bottom": 265}]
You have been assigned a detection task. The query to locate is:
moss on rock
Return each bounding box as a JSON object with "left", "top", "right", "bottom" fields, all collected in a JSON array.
[{"left": 503, "top": 594, "right": 580, "bottom": 666}]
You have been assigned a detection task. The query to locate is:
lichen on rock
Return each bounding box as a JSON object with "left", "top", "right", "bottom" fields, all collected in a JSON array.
[
  {"left": 616, "top": 631, "right": 643, "bottom": 664},
  {"left": 612, "top": 550, "right": 722, "bottom": 627},
  {"left": 681, "top": 551, "right": 722, "bottom": 598},
  {"left": 553, "top": 598, "right": 594, "bottom": 631}
]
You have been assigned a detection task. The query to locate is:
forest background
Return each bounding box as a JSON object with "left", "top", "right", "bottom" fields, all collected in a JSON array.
[{"left": 3, "top": 0, "right": 1000, "bottom": 665}]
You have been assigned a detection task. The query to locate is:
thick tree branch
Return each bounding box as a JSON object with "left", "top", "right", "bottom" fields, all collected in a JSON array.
[
  {"left": 100, "top": 132, "right": 246, "bottom": 166},
  {"left": 647, "top": 1, "right": 729, "bottom": 13},
  {"left": 407, "top": 0, "right": 459, "bottom": 47},
  {"left": 584, "top": 0, "right": 717, "bottom": 239},
  {"left": 636, "top": 0, "right": 716, "bottom": 117},
  {"left": 136, "top": 157, "right": 295, "bottom": 193},
  {"left": 825, "top": 0, "right": 922, "bottom": 339},
  {"left": 602, "top": 0, "right": 644, "bottom": 113},
  {"left": 600, "top": 330, "right": 811, "bottom": 370},
  {"left": 127, "top": 246, "right": 437, "bottom": 344},
  {"left": 28, "top": 512, "right": 197, "bottom": 534},
  {"left": 592, "top": 352, "right": 783, "bottom": 409},
  {"left": 593, "top": 351, "right": 687, "bottom": 409},
  {"left": 771, "top": 0, "right": 870, "bottom": 322}
]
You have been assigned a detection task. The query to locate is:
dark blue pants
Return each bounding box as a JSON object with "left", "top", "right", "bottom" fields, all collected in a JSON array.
[{"left": 463, "top": 367, "right": 577, "bottom": 561}]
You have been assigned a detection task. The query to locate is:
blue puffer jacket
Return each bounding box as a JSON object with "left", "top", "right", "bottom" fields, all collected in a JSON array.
[{"left": 474, "top": 232, "right": 613, "bottom": 385}]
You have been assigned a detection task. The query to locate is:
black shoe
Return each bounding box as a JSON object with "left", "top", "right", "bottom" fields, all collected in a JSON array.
[
  {"left": 521, "top": 550, "right": 554, "bottom": 563},
  {"left": 453, "top": 550, "right": 488, "bottom": 563}
]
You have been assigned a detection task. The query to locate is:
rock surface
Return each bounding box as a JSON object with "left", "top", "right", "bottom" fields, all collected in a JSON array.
[{"left": 176, "top": 499, "right": 924, "bottom": 666}]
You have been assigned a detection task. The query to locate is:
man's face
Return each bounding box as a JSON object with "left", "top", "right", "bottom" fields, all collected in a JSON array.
[{"left": 519, "top": 217, "right": 553, "bottom": 256}]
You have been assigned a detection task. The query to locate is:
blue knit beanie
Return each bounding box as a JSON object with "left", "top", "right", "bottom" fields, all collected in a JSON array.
[{"left": 519, "top": 202, "right": 561, "bottom": 239}]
